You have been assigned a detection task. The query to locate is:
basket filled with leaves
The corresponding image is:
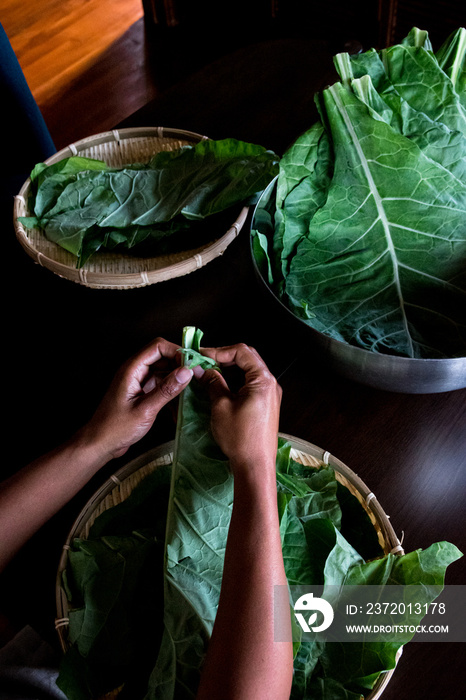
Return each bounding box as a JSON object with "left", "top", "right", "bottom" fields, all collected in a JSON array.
[
  {"left": 14, "top": 126, "right": 279, "bottom": 289},
  {"left": 55, "top": 327, "right": 461, "bottom": 700}
]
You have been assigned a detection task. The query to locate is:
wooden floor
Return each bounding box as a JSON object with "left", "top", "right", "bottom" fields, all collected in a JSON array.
[
  {"left": 2, "top": 0, "right": 464, "bottom": 152},
  {"left": 1, "top": 0, "right": 273, "bottom": 152},
  {"left": 1, "top": 0, "right": 160, "bottom": 150}
]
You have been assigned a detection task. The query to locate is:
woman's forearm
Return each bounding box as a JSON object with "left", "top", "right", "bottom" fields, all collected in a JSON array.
[
  {"left": 0, "top": 337, "right": 194, "bottom": 573},
  {"left": 196, "top": 457, "right": 293, "bottom": 700},
  {"left": 0, "top": 428, "right": 110, "bottom": 572}
]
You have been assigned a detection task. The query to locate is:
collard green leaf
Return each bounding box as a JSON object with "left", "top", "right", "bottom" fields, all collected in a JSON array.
[
  {"left": 308, "top": 543, "right": 463, "bottom": 697},
  {"left": 258, "top": 28, "right": 466, "bottom": 359},
  {"left": 20, "top": 139, "right": 279, "bottom": 267},
  {"left": 401, "top": 26, "right": 433, "bottom": 51},
  {"left": 379, "top": 40, "right": 466, "bottom": 136},
  {"left": 276, "top": 431, "right": 462, "bottom": 699},
  {"left": 57, "top": 532, "right": 164, "bottom": 700},
  {"left": 145, "top": 327, "right": 233, "bottom": 700},
  {"left": 284, "top": 79, "right": 466, "bottom": 358},
  {"left": 30, "top": 156, "right": 109, "bottom": 219},
  {"left": 177, "top": 347, "right": 220, "bottom": 371},
  {"left": 177, "top": 327, "right": 221, "bottom": 371},
  {"left": 277, "top": 440, "right": 353, "bottom": 590},
  {"left": 347, "top": 39, "right": 466, "bottom": 137},
  {"left": 274, "top": 122, "right": 332, "bottom": 282},
  {"left": 436, "top": 27, "right": 466, "bottom": 105},
  {"left": 335, "top": 45, "right": 466, "bottom": 184}
]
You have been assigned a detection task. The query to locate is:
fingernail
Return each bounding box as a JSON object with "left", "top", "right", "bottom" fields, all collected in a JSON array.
[
  {"left": 193, "top": 365, "right": 205, "bottom": 379},
  {"left": 175, "top": 366, "right": 193, "bottom": 384}
]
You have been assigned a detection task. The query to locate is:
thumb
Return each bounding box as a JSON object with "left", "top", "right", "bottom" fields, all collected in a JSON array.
[
  {"left": 199, "top": 367, "right": 231, "bottom": 404},
  {"left": 148, "top": 365, "right": 193, "bottom": 412}
]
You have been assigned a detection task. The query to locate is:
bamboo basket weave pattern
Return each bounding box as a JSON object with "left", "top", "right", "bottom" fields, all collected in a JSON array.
[
  {"left": 55, "top": 435, "right": 404, "bottom": 699},
  {"left": 13, "top": 127, "right": 248, "bottom": 289}
]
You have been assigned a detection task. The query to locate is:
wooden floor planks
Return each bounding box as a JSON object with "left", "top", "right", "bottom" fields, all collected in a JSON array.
[
  {"left": 3, "top": 1, "right": 463, "bottom": 151},
  {"left": 1, "top": 0, "right": 155, "bottom": 148}
]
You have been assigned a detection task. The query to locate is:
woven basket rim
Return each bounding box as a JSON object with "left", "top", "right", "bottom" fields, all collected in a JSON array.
[
  {"left": 55, "top": 433, "right": 403, "bottom": 699},
  {"left": 13, "top": 126, "right": 248, "bottom": 289}
]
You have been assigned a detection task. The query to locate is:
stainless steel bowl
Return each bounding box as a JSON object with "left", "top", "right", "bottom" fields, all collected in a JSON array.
[{"left": 250, "top": 178, "right": 466, "bottom": 394}]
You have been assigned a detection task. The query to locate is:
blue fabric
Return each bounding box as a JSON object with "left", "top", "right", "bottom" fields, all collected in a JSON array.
[
  {"left": 1, "top": 22, "right": 56, "bottom": 229},
  {"left": 0, "top": 23, "right": 56, "bottom": 173},
  {"left": 0, "top": 626, "right": 66, "bottom": 699}
]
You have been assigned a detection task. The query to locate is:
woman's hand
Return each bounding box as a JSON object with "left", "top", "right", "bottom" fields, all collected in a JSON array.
[
  {"left": 0, "top": 337, "right": 193, "bottom": 572},
  {"left": 82, "top": 337, "right": 193, "bottom": 462},
  {"left": 199, "top": 343, "right": 282, "bottom": 475}
]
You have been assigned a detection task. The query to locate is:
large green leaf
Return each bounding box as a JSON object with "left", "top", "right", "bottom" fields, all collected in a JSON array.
[
  {"left": 57, "top": 531, "right": 164, "bottom": 700},
  {"left": 284, "top": 78, "right": 466, "bottom": 358},
  {"left": 273, "top": 123, "right": 333, "bottom": 281},
  {"left": 288, "top": 534, "right": 462, "bottom": 699},
  {"left": 436, "top": 28, "right": 466, "bottom": 106},
  {"left": 307, "top": 543, "right": 463, "bottom": 696},
  {"left": 145, "top": 328, "right": 233, "bottom": 700},
  {"left": 259, "top": 29, "right": 466, "bottom": 359},
  {"left": 380, "top": 41, "right": 466, "bottom": 137},
  {"left": 20, "top": 139, "right": 279, "bottom": 266},
  {"left": 30, "top": 156, "right": 109, "bottom": 219},
  {"left": 335, "top": 45, "right": 466, "bottom": 184}
]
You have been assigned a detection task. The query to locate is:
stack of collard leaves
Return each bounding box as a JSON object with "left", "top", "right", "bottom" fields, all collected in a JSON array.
[
  {"left": 57, "top": 328, "right": 462, "bottom": 700},
  {"left": 252, "top": 27, "right": 466, "bottom": 359},
  {"left": 19, "top": 139, "right": 279, "bottom": 267}
]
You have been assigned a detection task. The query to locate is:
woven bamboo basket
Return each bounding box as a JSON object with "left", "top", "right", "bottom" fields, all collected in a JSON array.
[
  {"left": 55, "top": 434, "right": 404, "bottom": 699},
  {"left": 13, "top": 127, "right": 248, "bottom": 289}
]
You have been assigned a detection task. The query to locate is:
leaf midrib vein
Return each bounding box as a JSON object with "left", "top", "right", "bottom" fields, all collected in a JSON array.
[{"left": 330, "top": 84, "right": 414, "bottom": 356}]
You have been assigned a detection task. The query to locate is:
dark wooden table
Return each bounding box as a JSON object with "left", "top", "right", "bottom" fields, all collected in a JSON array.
[{"left": 4, "top": 37, "right": 465, "bottom": 700}]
